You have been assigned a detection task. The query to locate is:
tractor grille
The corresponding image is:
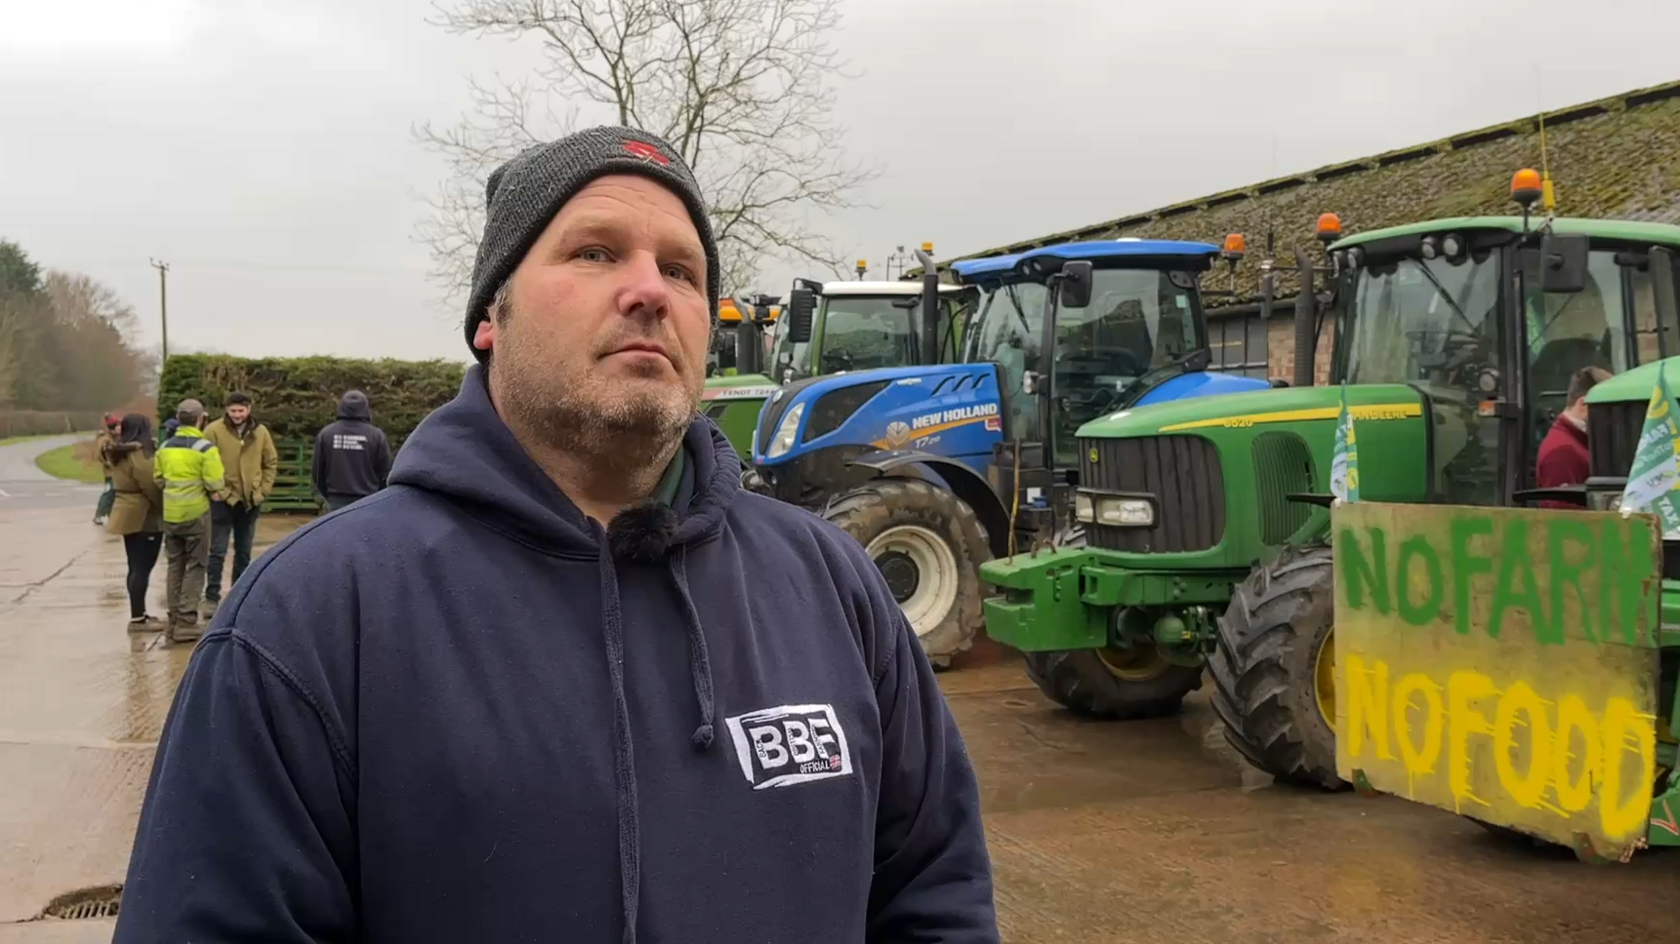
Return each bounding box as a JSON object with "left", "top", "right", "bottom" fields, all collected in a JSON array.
[
  {"left": 1079, "top": 434, "right": 1225, "bottom": 552},
  {"left": 1588, "top": 398, "right": 1643, "bottom": 479},
  {"left": 1253, "top": 432, "right": 1315, "bottom": 545}
]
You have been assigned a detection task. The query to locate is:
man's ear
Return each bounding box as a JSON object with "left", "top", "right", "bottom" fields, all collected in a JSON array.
[{"left": 473, "top": 318, "right": 495, "bottom": 352}]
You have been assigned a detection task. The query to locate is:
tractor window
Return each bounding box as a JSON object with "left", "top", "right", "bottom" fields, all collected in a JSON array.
[
  {"left": 768, "top": 318, "right": 811, "bottom": 383},
  {"left": 1346, "top": 253, "right": 1503, "bottom": 506},
  {"left": 967, "top": 281, "right": 1048, "bottom": 446},
  {"left": 1519, "top": 249, "right": 1640, "bottom": 482},
  {"left": 817, "top": 297, "right": 919, "bottom": 373}
]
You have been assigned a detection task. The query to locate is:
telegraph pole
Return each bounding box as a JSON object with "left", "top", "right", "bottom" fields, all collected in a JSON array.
[{"left": 149, "top": 259, "right": 169, "bottom": 362}]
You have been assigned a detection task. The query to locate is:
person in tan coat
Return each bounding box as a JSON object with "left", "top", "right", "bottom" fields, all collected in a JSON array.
[
  {"left": 200, "top": 391, "right": 278, "bottom": 608},
  {"left": 105, "top": 413, "right": 165, "bottom": 628}
]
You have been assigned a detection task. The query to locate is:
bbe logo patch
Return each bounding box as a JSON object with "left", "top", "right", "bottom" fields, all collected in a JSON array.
[{"left": 724, "top": 703, "right": 853, "bottom": 790}]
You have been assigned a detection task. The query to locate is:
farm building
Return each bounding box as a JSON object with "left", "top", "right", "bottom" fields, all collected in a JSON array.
[{"left": 939, "top": 78, "right": 1680, "bottom": 386}]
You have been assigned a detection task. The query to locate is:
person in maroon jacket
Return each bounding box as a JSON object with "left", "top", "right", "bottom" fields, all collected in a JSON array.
[{"left": 1535, "top": 365, "right": 1611, "bottom": 508}]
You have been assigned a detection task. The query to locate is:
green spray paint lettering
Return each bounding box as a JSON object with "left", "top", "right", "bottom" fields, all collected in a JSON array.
[
  {"left": 1450, "top": 516, "right": 1495, "bottom": 638},
  {"left": 1339, "top": 510, "right": 1656, "bottom": 647},
  {"left": 1395, "top": 534, "right": 1443, "bottom": 626},
  {"left": 1339, "top": 526, "right": 1389, "bottom": 614}
]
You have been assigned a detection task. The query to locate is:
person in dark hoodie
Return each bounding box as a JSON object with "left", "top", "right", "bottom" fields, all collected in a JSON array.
[
  {"left": 113, "top": 126, "right": 998, "bottom": 944},
  {"left": 312, "top": 389, "right": 393, "bottom": 511}
]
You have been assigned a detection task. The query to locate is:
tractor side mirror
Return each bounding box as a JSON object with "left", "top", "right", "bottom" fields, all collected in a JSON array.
[
  {"left": 786, "top": 286, "right": 817, "bottom": 344},
  {"left": 1059, "top": 260, "right": 1094, "bottom": 309},
  {"left": 1539, "top": 233, "right": 1589, "bottom": 293}
]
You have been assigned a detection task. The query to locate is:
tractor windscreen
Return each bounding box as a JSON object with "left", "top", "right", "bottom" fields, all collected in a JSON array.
[
  {"left": 815, "top": 296, "right": 925, "bottom": 373},
  {"left": 968, "top": 268, "right": 1198, "bottom": 467},
  {"left": 1345, "top": 253, "right": 1502, "bottom": 389}
]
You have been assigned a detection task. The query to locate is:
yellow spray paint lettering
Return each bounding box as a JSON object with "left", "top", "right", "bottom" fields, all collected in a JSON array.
[
  {"left": 1333, "top": 502, "right": 1663, "bottom": 857},
  {"left": 1339, "top": 655, "right": 1659, "bottom": 840}
]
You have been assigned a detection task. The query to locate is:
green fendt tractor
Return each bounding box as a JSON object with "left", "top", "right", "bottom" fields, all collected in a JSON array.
[
  {"left": 981, "top": 170, "right": 1680, "bottom": 793},
  {"left": 702, "top": 249, "right": 979, "bottom": 462}
]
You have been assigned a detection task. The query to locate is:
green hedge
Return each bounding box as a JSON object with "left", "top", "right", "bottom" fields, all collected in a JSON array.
[{"left": 157, "top": 354, "right": 467, "bottom": 444}]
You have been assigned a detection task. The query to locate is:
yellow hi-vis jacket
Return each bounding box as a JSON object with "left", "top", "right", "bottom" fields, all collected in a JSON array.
[{"left": 153, "top": 425, "right": 226, "bottom": 524}]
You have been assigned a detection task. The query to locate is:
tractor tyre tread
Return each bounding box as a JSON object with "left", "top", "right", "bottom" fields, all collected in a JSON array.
[
  {"left": 1023, "top": 648, "right": 1204, "bottom": 721},
  {"left": 823, "top": 478, "right": 989, "bottom": 670},
  {"left": 1208, "top": 544, "right": 1348, "bottom": 791}
]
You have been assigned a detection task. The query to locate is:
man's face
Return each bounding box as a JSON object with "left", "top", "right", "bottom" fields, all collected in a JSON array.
[
  {"left": 226, "top": 404, "right": 250, "bottom": 425},
  {"left": 474, "top": 174, "right": 711, "bottom": 459}
]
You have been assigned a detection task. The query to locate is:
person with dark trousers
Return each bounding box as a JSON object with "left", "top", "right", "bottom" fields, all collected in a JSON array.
[
  {"left": 201, "top": 392, "right": 278, "bottom": 609},
  {"left": 105, "top": 414, "right": 165, "bottom": 629},
  {"left": 1536, "top": 365, "right": 1611, "bottom": 509},
  {"left": 312, "top": 390, "right": 392, "bottom": 512}
]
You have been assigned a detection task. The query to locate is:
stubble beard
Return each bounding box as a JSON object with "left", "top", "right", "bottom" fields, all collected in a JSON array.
[{"left": 491, "top": 311, "right": 701, "bottom": 488}]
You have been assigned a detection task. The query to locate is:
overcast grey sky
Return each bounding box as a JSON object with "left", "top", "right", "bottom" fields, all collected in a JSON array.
[{"left": 5, "top": 0, "right": 1680, "bottom": 363}]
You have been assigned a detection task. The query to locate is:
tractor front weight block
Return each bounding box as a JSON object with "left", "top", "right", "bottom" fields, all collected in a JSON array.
[{"left": 980, "top": 550, "right": 1239, "bottom": 653}]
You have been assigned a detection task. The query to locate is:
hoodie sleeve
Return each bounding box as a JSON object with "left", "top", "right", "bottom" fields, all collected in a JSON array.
[
  {"left": 860, "top": 566, "right": 998, "bottom": 941},
  {"left": 113, "top": 631, "right": 356, "bottom": 942}
]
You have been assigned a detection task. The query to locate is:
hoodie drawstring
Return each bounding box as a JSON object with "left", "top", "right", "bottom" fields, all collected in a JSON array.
[
  {"left": 594, "top": 528, "right": 718, "bottom": 944},
  {"left": 670, "top": 546, "right": 716, "bottom": 750},
  {"left": 595, "top": 533, "right": 641, "bottom": 944}
]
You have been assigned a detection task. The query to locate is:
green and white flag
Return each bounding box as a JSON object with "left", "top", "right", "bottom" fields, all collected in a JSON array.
[
  {"left": 1619, "top": 361, "right": 1680, "bottom": 538},
  {"left": 1330, "top": 381, "right": 1360, "bottom": 503}
]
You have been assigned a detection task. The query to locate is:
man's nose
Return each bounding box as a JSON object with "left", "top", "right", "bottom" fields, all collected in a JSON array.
[{"left": 616, "top": 250, "right": 673, "bottom": 320}]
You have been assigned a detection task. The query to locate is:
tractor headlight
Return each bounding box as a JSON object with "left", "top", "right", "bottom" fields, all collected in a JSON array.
[
  {"left": 1588, "top": 487, "right": 1625, "bottom": 513},
  {"left": 1075, "top": 491, "right": 1155, "bottom": 527},
  {"left": 765, "top": 402, "right": 805, "bottom": 459}
]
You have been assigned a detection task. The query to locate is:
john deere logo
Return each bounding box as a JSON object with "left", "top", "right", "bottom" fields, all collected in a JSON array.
[{"left": 1088, "top": 447, "right": 1099, "bottom": 464}]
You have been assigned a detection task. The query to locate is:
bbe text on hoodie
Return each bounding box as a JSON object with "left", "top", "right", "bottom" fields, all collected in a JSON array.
[{"left": 114, "top": 365, "right": 998, "bottom": 943}]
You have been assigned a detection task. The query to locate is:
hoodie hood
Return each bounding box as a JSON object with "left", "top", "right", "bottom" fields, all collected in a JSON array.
[
  {"left": 336, "top": 390, "right": 372, "bottom": 421},
  {"left": 390, "top": 364, "right": 741, "bottom": 556}
]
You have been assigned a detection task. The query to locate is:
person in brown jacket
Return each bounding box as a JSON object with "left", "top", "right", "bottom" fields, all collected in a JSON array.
[
  {"left": 200, "top": 391, "right": 278, "bottom": 608},
  {"left": 105, "top": 413, "right": 165, "bottom": 628}
]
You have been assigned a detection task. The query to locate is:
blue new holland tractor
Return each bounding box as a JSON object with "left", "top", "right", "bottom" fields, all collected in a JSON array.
[{"left": 746, "top": 239, "right": 1274, "bottom": 668}]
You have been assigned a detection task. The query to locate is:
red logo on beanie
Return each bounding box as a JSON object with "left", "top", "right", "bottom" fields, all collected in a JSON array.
[{"left": 623, "top": 140, "right": 670, "bottom": 166}]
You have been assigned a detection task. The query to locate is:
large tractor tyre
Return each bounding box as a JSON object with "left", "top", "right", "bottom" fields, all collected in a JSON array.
[
  {"left": 823, "top": 479, "right": 989, "bottom": 669},
  {"left": 1208, "top": 544, "right": 1348, "bottom": 791},
  {"left": 1024, "top": 648, "right": 1205, "bottom": 720}
]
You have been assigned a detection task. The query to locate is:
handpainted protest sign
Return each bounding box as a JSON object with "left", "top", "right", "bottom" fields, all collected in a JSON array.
[{"left": 1332, "top": 501, "right": 1662, "bottom": 859}]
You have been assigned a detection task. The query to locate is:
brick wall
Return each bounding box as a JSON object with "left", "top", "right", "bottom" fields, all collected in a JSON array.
[{"left": 1263, "top": 305, "right": 1334, "bottom": 386}]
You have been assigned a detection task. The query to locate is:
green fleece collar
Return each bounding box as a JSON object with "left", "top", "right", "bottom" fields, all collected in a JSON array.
[{"left": 651, "top": 444, "right": 685, "bottom": 506}]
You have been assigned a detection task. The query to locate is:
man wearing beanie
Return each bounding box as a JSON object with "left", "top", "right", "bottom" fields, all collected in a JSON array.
[{"left": 116, "top": 126, "right": 998, "bottom": 944}]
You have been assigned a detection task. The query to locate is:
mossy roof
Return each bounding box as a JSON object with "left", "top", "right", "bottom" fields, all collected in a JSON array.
[{"left": 931, "top": 78, "right": 1680, "bottom": 309}]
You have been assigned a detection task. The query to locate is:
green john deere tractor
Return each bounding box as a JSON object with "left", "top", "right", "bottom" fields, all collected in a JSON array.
[
  {"left": 702, "top": 251, "right": 979, "bottom": 463},
  {"left": 980, "top": 170, "right": 1680, "bottom": 842}
]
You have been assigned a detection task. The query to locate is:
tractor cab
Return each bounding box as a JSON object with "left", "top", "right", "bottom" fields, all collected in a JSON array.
[
  {"left": 1327, "top": 203, "right": 1680, "bottom": 508},
  {"left": 767, "top": 278, "right": 977, "bottom": 385},
  {"left": 706, "top": 299, "right": 780, "bottom": 379},
  {"left": 702, "top": 246, "right": 977, "bottom": 463},
  {"left": 953, "top": 239, "right": 1270, "bottom": 472}
]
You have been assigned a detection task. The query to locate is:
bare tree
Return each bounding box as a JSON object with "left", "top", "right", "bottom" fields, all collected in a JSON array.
[{"left": 416, "top": 0, "right": 878, "bottom": 306}]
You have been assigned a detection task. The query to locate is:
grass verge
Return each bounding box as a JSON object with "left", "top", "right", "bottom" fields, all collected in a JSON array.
[{"left": 35, "top": 442, "right": 105, "bottom": 484}]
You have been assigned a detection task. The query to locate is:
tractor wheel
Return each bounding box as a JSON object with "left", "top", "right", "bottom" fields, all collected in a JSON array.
[
  {"left": 1023, "top": 646, "right": 1204, "bottom": 720},
  {"left": 1208, "top": 544, "right": 1348, "bottom": 791},
  {"left": 823, "top": 479, "right": 988, "bottom": 668}
]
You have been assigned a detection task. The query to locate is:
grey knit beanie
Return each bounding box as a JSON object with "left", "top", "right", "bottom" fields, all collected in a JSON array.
[{"left": 463, "top": 126, "right": 720, "bottom": 363}]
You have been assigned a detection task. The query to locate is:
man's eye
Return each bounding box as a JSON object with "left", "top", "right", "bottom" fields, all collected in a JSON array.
[
  {"left": 663, "top": 264, "right": 695, "bottom": 284},
  {"left": 578, "top": 247, "right": 612, "bottom": 263}
]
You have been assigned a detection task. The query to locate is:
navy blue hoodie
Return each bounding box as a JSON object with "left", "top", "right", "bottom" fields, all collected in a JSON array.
[{"left": 114, "top": 365, "right": 998, "bottom": 943}]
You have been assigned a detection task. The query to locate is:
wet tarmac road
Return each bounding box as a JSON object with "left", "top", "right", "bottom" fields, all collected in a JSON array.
[{"left": 1, "top": 445, "right": 1676, "bottom": 941}]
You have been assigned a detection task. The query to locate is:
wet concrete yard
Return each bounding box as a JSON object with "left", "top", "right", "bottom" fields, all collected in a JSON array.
[{"left": 1, "top": 436, "right": 1676, "bottom": 942}]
